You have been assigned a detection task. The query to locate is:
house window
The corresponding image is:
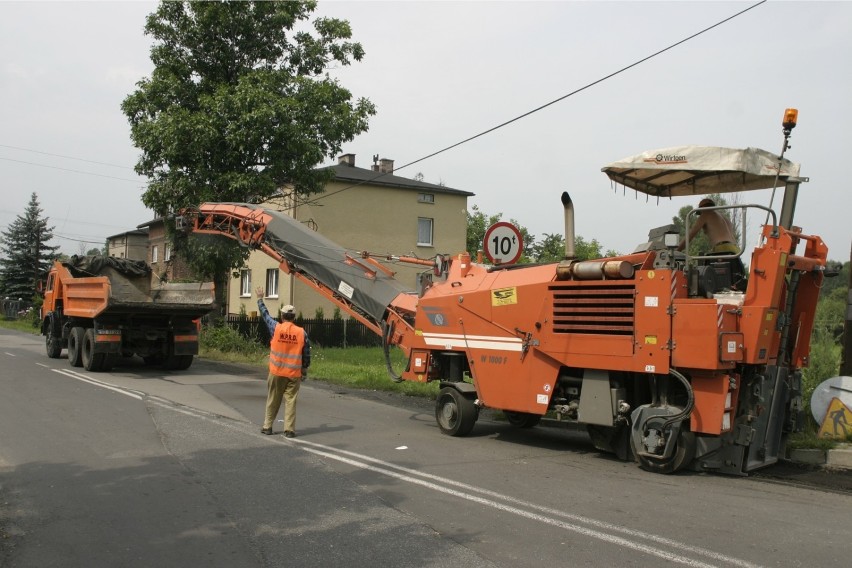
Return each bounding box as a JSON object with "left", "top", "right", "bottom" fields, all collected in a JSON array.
[
  {"left": 164, "top": 244, "right": 171, "bottom": 261},
  {"left": 418, "top": 193, "right": 435, "bottom": 204},
  {"left": 266, "top": 269, "right": 279, "bottom": 298},
  {"left": 417, "top": 217, "right": 433, "bottom": 247},
  {"left": 151, "top": 245, "right": 159, "bottom": 264},
  {"left": 240, "top": 269, "right": 251, "bottom": 297}
]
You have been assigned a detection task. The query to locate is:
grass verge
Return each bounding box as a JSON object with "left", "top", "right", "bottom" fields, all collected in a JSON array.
[{"left": 198, "top": 323, "right": 438, "bottom": 397}]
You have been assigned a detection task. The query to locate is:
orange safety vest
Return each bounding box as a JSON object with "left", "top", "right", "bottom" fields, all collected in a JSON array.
[{"left": 268, "top": 321, "right": 305, "bottom": 378}]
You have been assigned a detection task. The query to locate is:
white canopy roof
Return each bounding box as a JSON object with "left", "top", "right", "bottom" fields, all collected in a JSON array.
[{"left": 601, "top": 146, "right": 801, "bottom": 198}]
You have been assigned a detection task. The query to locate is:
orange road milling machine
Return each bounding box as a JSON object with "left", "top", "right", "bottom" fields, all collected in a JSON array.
[{"left": 178, "top": 109, "right": 829, "bottom": 475}]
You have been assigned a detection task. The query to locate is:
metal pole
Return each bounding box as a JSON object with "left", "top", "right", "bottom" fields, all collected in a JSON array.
[{"left": 840, "top": 240, "right": 852, "bottom": 376}]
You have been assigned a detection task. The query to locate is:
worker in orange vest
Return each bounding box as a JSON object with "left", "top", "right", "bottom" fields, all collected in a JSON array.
[{"left": 256, "top": 287, "right": 311, "bottom": 438}]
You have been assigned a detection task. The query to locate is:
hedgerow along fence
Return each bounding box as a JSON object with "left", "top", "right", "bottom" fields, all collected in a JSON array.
[{"left": 223, "top": 315, "right": 382, "bottom": 348}]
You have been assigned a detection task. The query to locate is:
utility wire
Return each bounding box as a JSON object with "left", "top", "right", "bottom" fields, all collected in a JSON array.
[
  {"left": 0, "top": 156, "right": 143, "bottom": 184},
  {"left": 0, "top": 144, "right": 134, "bottom": 170},
  {"left": 305, "top": 0, "right": 767, "bottom": 206}
]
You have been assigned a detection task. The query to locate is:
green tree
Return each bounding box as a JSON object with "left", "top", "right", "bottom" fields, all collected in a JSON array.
[
  {"left": 528, "top": 233, "right": 619, "bottom": 263},
  {"left": 122, "top": 1, "right": 376, "bottom": 312},
  {"left": 466, "top": 204, "right": 503, "bottom": 258},
  {"left": 466, "top": 205, "right": 618, "bottom": 265},
  {"left": 0, "top": 193, "right": 59, "bottom": 300}
]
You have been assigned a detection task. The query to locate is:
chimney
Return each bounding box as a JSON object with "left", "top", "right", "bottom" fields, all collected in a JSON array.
[
  {"left": 371, "top": 155, "right": 394, "bottom": 173},
  {"left": 338, "top": 153, "right": 355, "bottom": 167}
]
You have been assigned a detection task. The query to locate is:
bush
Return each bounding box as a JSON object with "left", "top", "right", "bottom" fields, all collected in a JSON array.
[
  {"left": 803, "top": 328, "right": 842, "bottom": 412},
  {"left": 200, "top": 324, "right": 266, "bottom": 358}
]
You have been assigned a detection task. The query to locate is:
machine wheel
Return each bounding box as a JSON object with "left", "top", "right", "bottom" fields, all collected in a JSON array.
[
  {"left": 631, "top": 426, "right": 696, "bottom": 474},
  {"left": 68, "top": 327, "right": 85, "bottom": 367},
  {"left": 81, "top": 328, "right": 106, "bottom": 372},
  {"left": 504, "top": 411, "right": 542, "bottom": 429},
  {"left": 45, "top": 330, "right": 62, "bottom": 359},
  {"left": 435, "top": 387, "right": 478, "bottom": 437}
]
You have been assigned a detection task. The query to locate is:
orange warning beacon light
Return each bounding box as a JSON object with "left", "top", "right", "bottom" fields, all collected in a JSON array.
[{"left": 782, "top": 108, "right": 798, "bottom": 131}]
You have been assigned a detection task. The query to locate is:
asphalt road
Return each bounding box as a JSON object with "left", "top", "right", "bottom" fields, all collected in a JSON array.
[{"left": 2, "top": 327, "right": 851, "bottom": 567}]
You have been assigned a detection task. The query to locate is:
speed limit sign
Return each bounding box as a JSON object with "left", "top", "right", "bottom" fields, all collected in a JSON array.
[{"left": 483, "top": 221, "right": 523, "bottom": 264}]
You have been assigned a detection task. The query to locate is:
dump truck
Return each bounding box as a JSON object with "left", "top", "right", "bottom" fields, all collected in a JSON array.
[
  {"left": 179, "top": 114, "right": 829, "bottom": 475},
  {"left": 40, "top": 255, "right": 215, "bottom": 372}
]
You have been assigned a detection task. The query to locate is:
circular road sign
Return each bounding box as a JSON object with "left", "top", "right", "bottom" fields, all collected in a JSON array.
[{"left": 483, "top": 221, "right": 523, "bottom": 264}]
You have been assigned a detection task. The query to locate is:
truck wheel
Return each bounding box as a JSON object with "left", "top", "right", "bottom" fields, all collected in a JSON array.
[
  {"left": 435, "top": 387, "right": 478, "bottom": 436},
  {"left": 45, "top": 332, "right": 62, "bottom": 359},
  {"left": 81, "top": 328, "right": 106, "bottom": 372},
  {"left": 504, "top": 411, "right": 542, "bottom": 429},
  {"left": 68, "top": 327, "right": 85, "bottom": 367}
]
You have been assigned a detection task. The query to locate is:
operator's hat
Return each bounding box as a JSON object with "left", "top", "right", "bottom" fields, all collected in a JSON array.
[{"left": 281, "top": 305, "right": 296, "bottom": 315}]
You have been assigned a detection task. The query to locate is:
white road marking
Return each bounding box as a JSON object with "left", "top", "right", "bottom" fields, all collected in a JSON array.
[
  {"left": 145, "top": 398, "right": 762, "bottom": 568},
  {"left": 51, "top": 368, "right": 143, "bottom": 400}
]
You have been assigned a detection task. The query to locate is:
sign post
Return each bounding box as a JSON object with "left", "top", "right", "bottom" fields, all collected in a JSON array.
[{"left": 483, "top": 222, "right": 523, "bottom": 265}]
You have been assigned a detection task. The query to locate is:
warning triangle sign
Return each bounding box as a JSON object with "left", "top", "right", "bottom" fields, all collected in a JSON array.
[{"left": 818, "top": 397, "right": 852, "bottom": 440}]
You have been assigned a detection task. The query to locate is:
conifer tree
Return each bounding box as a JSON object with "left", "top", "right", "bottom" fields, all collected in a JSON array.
[{"left": 0, "top": 193, "right": 60, "bottom": 300}]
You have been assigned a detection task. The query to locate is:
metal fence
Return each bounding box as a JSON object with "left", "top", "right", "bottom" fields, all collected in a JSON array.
[
  {"left": 224, "top": 315, "right": 381, "bottom": 348},
  {"left": 1, "top": 299, "right": 32, "bottom": 320}
]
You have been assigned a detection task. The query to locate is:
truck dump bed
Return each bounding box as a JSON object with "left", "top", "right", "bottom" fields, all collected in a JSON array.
[{"left": 58, "top": 256, "right": 214, "bottom": 319}]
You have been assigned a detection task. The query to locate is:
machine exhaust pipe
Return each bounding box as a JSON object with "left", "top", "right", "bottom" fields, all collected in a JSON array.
[{"left": 561, "top": 191, "right": 575, "bottom": 260}]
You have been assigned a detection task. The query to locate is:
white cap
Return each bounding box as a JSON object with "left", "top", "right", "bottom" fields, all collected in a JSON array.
[{"left": 281, "top": 305, "right": 296, "bottom": 315}]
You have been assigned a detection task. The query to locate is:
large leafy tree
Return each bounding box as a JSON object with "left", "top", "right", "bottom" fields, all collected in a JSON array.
[
  {"left": 122, "top": 1, "right": 376, "bottom": 311},
  {"left": 0, "top": 193, "right": 60, "bottom": 301}
]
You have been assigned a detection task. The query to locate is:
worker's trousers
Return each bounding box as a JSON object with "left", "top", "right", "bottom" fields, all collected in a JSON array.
[{"left": 263, "top": 372, "right": 301, "bottom": 432}]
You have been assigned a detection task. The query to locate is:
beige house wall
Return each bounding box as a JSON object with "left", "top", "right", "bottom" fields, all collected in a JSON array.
[
  {"left": 107, "top": 232, "right": 148, "bottom": 261},
  {"left": 227, "top": 180, "right": 469, "bottom": 321},
  {"left": 228, "top": 249, "right": 294, "bottom": 318}
]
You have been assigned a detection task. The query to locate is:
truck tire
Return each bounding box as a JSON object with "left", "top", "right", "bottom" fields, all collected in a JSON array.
[
  {"left": 82, "top": 328, "right": 106, "bottom": 372},
  {"left": 45, "top": 328, "right": 62, "bottom": 359},
  {"left": 68, "top": 327, "right": 85, "bottom": 367},
  {"left": 435, "top": 387, "right": 478, "bottom": 436}
]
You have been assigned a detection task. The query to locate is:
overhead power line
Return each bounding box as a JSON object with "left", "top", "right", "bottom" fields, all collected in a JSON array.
[
  {"left": 306, "top": 0, "right": 767, "bottom": 206},
  {"left": 0, "top": 156, "right": 144, "bottom": 184},
  {"left": 0, "top": 144, "right": 134, "bottom": 170}
]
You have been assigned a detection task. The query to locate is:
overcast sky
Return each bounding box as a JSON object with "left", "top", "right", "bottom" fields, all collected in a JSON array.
[{"left": 1, "top": 1, "right": 849, "bottom": 261}]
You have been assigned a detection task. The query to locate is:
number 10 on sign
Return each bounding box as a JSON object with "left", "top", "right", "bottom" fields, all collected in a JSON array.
[{"left": 483, "top": 221, "right": 523, "bottom": 264}]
